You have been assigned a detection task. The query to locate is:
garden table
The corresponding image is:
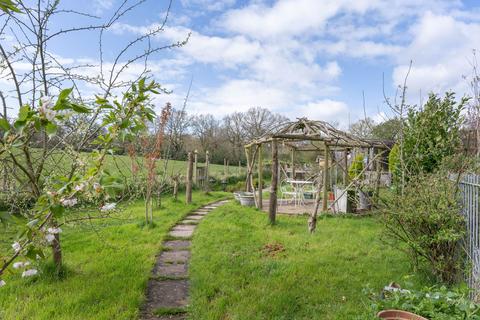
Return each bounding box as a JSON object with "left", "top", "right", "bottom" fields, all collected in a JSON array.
[{"left": 286, "top": 180, "right": 313, "bottom": 206}]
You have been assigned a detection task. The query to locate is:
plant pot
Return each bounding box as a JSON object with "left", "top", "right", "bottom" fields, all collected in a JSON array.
[
  {"left": 239, "top": 193, "right": 255, "bottom": 207},
  {"left": 358, "top": 190, "right": 373, "bottom": 210},
  {"left": 333, "top": 186, "right": 354, "bottom": 213},
  {"left": 377, "top": 310, "right": 427, "bottom": 320},
  {"left": 303, "top": 192, "right": 314, "bottom": 200}
]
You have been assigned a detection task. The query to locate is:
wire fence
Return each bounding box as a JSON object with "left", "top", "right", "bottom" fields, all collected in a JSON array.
[{"left": 459, "top": 173, "right": 480, "bottom": 297}]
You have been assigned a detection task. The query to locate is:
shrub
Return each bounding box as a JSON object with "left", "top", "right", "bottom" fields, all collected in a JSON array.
[
  {"left": 348, "top": 153, "right": 364, "bottom": 180},
  {"left": 363, "top": 284, "right": 480, "bottom": 319},
  {"left": 383, "top": 170, "right": 465, "bottom": 284}
]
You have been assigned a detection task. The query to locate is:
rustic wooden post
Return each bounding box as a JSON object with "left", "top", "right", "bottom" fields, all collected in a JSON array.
[
  {"left": 186, "top": 152, "right": 193, "bottom": 204},
  {"left": 238, "top": 160, "right": 241, "bottom": 176},
  {"left": 269, "top": 140, "right": 278, "bottom": 224},
  {"left": 224, "top": 158, "right": 227, "bottom": 176},
  {"left": 291, "top": 147, "right": 296, "bottom": 179},
  {"left": 205, "top": 150, "right": 210, "bottom": 192},
  {"left": 226, "top": 160, "right": 229, "bottom": 175},
  {"left": 374, "top": 149, "right": 383, "bottom": 203},
  {"left": 309, "top": 153, "right": 324, "bottom": 232},
  {"left": 173, "top": 176, "right": 179, "bottom": 201},
  {"left": 245, "top": 147, "right": 252, "bottom": 192},
  {"left": 343, "top": 149, "right": 349, "bottom": 185},
  {"left": 322, "top": 145, "right": 330, "bottom": 212},
  {"left": 257, "top": 144, "right": 263, "bottom": 210},
  {"left": 193, "top": 150, "right": 198, "bottom": 185}
]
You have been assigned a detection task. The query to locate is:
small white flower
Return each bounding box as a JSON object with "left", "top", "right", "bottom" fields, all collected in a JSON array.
[
  {"left": 13, "top": 261, "right": 30, "bottom": 269},
  {"left": 74, "top": 183, "right": 86, "bottom": 192},
  {"left": 0, "top": 280, "right": 5, "bottom": 287},
  {"left": 40, "top": 96, "right": 52, "bottom": 109},
  {"left": 44, "top": 109, "right": 56, "bottom": 121},
  {"left": 47, "top": 227, "right": 62, "bottom": 234},
  {"left": 22, "top": 269, "right": 38, "bottom": 278},
  {"left": 101, "top": 203, "right": 116, "bottom": 212},
  {"left": 12, "top": 242, "right": 21, "bottom": 253},
  {"left": 45, "top": 233, "right": 55, "bottom": 244},
  {"left": 60, "top": 197, "right": 77, "bottom": 207}
]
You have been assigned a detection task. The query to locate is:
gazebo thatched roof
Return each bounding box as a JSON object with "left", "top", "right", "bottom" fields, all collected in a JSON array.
[{"left": 245, "top": 118, "right": 390, "bottom": 150}]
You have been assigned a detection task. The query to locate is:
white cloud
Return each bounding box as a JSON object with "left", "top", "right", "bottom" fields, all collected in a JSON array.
[{"left": 393, "top": 11, "right": 480, "bottom": 97}]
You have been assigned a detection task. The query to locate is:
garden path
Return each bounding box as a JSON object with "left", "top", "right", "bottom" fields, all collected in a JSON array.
[{"left": 141, "top": 199, "right": 230, "bottom": 320}]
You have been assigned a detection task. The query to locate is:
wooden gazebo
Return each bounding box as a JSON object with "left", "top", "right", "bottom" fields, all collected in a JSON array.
[{"left": 244, "top": 118, "right": 389, "bottom": 232}]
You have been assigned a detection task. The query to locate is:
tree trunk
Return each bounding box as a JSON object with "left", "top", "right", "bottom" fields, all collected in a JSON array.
[
  {"left": 51, "top": 220, "right": 62, "bottom": 271},
  {"left": 269, "top": 140, "right": 278, "bottom": 225},
  {"left": 186, "top": 152, "right": 193, "bottom": 204}
]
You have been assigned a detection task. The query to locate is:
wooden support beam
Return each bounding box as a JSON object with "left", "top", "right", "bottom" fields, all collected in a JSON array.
[
  {"left": 257, "top": 144, "right": 263, "bottom": 210},
  {"left": 245, "top": 147, "right": 252, "bottom": 192},
  {"left": 374, "top": 148, "right": 383, "bottom": 203},
  {"left": 291, "top": 148, "right": 296, "bottom": 179},
  {"left": 322, "top": 145, "right": 330, "bottom": 212},
  {"left": 343, "top": 149, "right": 349, "bottom": 185},
  {"left": 269, "top": 139, "right": 278, "bottom": 224},
  {"left": 186, "top": 152, "right": 193, "bottom": 204}
]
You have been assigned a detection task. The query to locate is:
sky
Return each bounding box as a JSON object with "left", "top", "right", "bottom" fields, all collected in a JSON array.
[{"left": 3, "top": 0, "right": 480, "bottom": 127}]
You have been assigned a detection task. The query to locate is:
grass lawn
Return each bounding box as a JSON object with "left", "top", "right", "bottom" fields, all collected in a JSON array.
[
  {"left": 189, "top": 202, "right": 428, "bottom": 320},
  {"left": 0, "top": 191, "right": 230, "bottom": 320}
]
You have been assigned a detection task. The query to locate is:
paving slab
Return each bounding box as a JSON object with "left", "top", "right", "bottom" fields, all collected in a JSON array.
[
  {"left": 193, "top": 211, "right": 209, "bottom": 216},
  {"left": 153, "top": 262, "right": 188, "bottom": 277},
  {"left": 181, "top": 219, "right": 198, "bottom": 224},
  {"left": 173, "top": 224, "right": 196, "bottom": 231},
  {"left": 158, "top": 250, "right": 190, "bottom": 263},
  {"left": 169, "top": 229, "right": 193, "bottom": 238},
  {"left": 186, "top": 215, "right": 204, "bottom": 220},
  {"left": 144, "top": 279, "right": 189, "bottom": 308},
  {"left": 163, "top": 240, "right": 191, "bottom": 250}
]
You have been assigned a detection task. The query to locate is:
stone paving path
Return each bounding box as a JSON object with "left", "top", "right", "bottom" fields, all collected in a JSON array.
[{"left": 141, "top": 200, "right": 230, "bottom": 320}]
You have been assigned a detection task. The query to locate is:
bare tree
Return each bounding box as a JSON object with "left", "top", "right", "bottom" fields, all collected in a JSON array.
[
  {"left": 191, "top": 114, "right": 221, "bottom": 154},
  {"left": 241, "top": 107, "right": 288, "bottom": 141}
]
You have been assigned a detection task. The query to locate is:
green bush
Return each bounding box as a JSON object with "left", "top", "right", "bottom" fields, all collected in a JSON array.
[
  {"left": 363, "top": 284, "right": 480, "bottom": 319},
  {"left": 383, "top": 170, "right": 465, "bottom": 284},
  {"left": 348, "top": 153, "right": 364, "bottom": 180}
]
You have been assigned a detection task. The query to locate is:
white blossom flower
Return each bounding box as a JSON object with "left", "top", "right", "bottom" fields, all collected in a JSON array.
[
  {"left": 40, "top": 96, "right": 52, "bottom": 109},
  {"left": 12, "top": 242, "right": 21, "bottom": 253},
  {"left": 44, "top": 108, "right": 56, "bottom": 121},
  {"left": 0, "top": 280, "right": 5, "bottom": 287},
  {"left": 60, "top": 197, "right": 77, "bottom": 207},
  {"left": 13, "top": 261, "right": 30, "bottom": 269},
  {"left": 74, "top": 183, "right": 86, "bottom": 192},
  {"left": 45, "top": 233, "right": 55, "bottom": 244},
  {"left": 22, "top": 269, "right": 38, "bottom": 278},
  {"left": 101, "top": 203, "right": 116, "bottom": 212},
  {"left": 47, "top": 227, "right": 62, "bottom": 234},
  {"left": 38, "top": 96, "right": 56, "bottom": 121}
]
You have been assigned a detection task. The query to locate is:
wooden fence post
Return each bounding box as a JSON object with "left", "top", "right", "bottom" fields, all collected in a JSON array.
[
  {"left": 291, "top": 148, "right": 296, "bottom": 179},
  {"left": 205, "top": 150, "right": 210, "bottom": 192},
  {"left": 193, "top": 149, "right": 198, "bottom": 185},
  {"left": 186, "top": 152, "right": 193, "bottom": 204},
  {"left": 269, "top": 140, "right": 278, "bottom": 224}
]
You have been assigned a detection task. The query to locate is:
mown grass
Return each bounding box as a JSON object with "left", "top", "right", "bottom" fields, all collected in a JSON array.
[
  {"left": 0, "top": 191, "right": 229, "bottom": 320},
  {"left": 189, "top": 203, "right": 429, "bottom": 320}
]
